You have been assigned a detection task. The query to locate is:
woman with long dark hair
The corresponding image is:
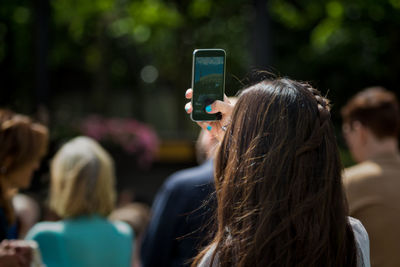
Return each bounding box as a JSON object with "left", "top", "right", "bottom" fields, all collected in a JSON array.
[
  {"left": 0, "top": 109, "right": 48, "bottom": 240},
  {"left": 0, "top": 109, "right": 48, "bottom": 266},
  {"left": 184, "top": 78, "right": 370, "bottom": 267}
]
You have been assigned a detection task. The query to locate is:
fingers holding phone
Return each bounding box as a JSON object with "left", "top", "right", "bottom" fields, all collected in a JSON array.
[
  {"left": 186, "top": 48, "right": 237, "bottom": 141},
  {"left": 190, "top": 49, "right": 226, "bottom": 122},
  {"left": 185, "top": 89, "right": 193, "bottom": 99},
  {"left": 205, "top": 99, "right": 233, "bottom": 116},
  {"left": 203, "top": 99, "right": 234, "bottom": 141},
  {"left": 185, "top": 88, "right": 234, "bottom": 142}
]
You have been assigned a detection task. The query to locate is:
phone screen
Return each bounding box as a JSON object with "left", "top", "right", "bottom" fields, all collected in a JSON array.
[{"left": 191, "top": 49, "right": 225, "bottom": 121}]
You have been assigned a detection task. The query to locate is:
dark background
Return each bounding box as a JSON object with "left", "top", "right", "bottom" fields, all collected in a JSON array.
[{"left": 1, "top": 0, "right": 400, "bottom": 205}]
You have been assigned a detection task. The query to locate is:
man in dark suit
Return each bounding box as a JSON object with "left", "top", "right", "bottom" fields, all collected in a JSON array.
[{"left": 140, "top": 130, "right": 218, "bottom": 267}]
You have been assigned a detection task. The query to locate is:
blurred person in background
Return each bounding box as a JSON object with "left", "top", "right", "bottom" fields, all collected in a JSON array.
[
  {"left": 26, "top": 136, "right": 133, "bottom": 267},
  {"left": 110, "top": 202, "right": 150, "bottom": 267},
  {"left": 0, "top": 109, "right": 48, "bottom": 241},
  {"left": 0, "top": 240, "right": 34, "bottom": 267},
  {"left": 13, "top": 194, "right": 41, "bottom": 239},
  {"left": 0, "top": 109, "right": 48, "bottom": 266},
  {"left": 140, "top": 129, "right": 219, "bottom": 267},
  {"left": 342, "top": 87, "right": 400, "bottom": 267}
]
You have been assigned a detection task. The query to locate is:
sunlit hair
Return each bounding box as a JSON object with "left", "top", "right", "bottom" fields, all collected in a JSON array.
[
  {"left": 0, "top": 109, "right": 48, "bottom": 174},
  {"left": 193, "top": 78, "right": 357, "bottom": 267},
  {"left": 50, "top": 136, "right": 116, "bottom": 218},
  {"left": 0, "top": 109, "right": 48, "bottom": 223},
  {"left": 341, "top": 86, "right": 400, "bottom": 139}
]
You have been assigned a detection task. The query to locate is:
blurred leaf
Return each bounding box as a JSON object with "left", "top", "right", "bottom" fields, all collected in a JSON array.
[
  {"left": 189, "top": 0, "right": 212, "bottom": 18},
  {"left": 13, "top": 7, "right": 30, "bottom": 24},
  {"left": 134, "top": 25, "right": 151, "bottom": 43},
  {"left": 85, "top": 46, "right": 102, "bottom": 71},
  {"left": 128, "top": 0, "right": 183, "bottom": 27},
  {"left": 269, "top": 0, "right": 305, "bottom": 29},
  {"left": 108, "top": 17, "right": 135, "bottom": 38},
  {"left": 390, "top": 0, "right": 400, "bottom": 9},
  {"left": 311, "top": 18, "right": 341, "bottom": 50},
  {"left": 326, "top": 1, "right": 344, "bottom": 19}
]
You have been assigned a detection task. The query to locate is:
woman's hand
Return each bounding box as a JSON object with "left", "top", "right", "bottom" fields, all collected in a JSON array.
[
  {"left": 185, "top": 88, "right": 234, "bottom": 142},
  {"left": 0, "top": 240, "right": 33, "bottom": 267}
]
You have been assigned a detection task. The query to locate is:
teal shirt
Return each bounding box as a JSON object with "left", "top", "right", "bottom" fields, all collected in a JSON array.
[{"left": 26, "top": 215, "right": 133, "bottom": 267}]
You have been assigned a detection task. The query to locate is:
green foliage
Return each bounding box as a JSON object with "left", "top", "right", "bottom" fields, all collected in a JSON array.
[
  {"left": 2, "top": 0, "right": 399, "bottom": 142},
  {"left": 1, "top": 0, "right": 252, "bottom": 139},
  {"left": 45, "top": 0, "right": 251, "bottom": 91},
  {"left": 267, "top": 0, "right": 400, "bottom": 129}
]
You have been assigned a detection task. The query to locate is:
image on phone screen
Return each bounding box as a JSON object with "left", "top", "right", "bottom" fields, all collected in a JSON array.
[{"left": 192, "top": 50, "right": 225, "bottom": 121}]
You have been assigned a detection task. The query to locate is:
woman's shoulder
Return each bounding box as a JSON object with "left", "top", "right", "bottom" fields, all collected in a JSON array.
[
  {"left": 348, "top": 216, "right": 370, "bottom": 267},
  {"left": 198, "top": 244, "right": 219, "bottom": 267},
  {"left": 109, "top": 220, "right": 133, "bottom": 239},
  {"left": 25, "top": 221, "right": 65, "bottom": 241},
  {"left": 349, "top": 217, "right": 369, "bottom": 244}
]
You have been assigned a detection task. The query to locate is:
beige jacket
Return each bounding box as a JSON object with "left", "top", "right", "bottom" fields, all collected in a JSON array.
[{"left": 343, "top": 152, "right": 400, "bottom": 267}]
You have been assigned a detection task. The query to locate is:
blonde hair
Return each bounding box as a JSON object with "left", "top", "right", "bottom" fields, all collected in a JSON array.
[
  {"left": 0, "top": 109, "right": 48, "bottom": 223},
  {"left": 50, "top": 136, "right": 116, "bottom": 218}
]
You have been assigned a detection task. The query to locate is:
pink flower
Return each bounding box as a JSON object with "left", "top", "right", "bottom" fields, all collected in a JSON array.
[{"left": 80, "top": 115, "right": 159, "bottom": 168}]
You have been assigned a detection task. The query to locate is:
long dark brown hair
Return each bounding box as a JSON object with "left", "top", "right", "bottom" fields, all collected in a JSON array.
[{"left": 193, "top": 78, "right": 358, "bottom": 266}]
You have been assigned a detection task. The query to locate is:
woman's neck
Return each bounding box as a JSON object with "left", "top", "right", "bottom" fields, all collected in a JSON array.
[{"left": 0, "top": 176, "right": 17, "bottom": 200}]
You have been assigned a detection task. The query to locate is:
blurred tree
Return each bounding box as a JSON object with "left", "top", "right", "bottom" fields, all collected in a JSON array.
[
  {"left": 267, "top": 0, "right": 400, "bottom": 122},
  {"left": 267, "top": 0, "right": 400, "bottom": 166},
  {"left": 1, "top": 0, "right": 253, "bottom": 139},
  {"left": 0, "top": 1, "right": 36, "bottom": 111},
  {"left": 1, "top": 0, "right": 399, "bottom": 143}
]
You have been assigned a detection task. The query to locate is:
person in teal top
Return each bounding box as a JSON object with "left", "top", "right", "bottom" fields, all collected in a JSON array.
[{"left": 26, "top": 136, "right": 133, "bottom": 267}]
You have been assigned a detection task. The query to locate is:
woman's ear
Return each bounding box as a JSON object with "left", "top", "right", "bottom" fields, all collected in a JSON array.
[
  {"left": 352, "top": 121, "right": 368, "bottom": 145},
  {"left": 1, "top": 156, "right": 14, "bottom": 174}
]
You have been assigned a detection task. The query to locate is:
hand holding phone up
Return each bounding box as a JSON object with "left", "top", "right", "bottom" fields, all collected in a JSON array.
[{"left": 190, "top": 49, "right": 226, "bottom": 122}]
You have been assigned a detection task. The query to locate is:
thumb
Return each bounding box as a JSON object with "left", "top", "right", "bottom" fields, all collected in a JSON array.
[{"left": 206, "top": 100, "right": 233, "bottom": 115}]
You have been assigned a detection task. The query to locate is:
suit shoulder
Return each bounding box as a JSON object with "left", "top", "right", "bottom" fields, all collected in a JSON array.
[
  {"left": 343, "top": 161, "right": 381, "bottom": 185},
  {"left": 165, "top": 168, "right": 212, "bottom": 193}
]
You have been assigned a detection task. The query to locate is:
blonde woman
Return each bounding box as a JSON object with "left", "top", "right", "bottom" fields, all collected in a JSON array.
[{"left": 26, "top": 136, "right": 133, "bottom": 267}]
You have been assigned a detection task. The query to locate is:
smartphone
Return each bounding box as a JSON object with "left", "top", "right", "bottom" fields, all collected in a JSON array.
[{"left": 191, "top": 49, "right": 226, "bottom": 121}]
